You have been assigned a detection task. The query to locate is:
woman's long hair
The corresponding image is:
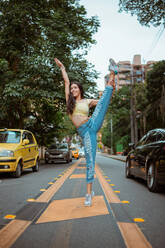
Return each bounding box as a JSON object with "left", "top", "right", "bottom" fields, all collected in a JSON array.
[{"left": 67, "top": 81, "right": 84, "bottom": 115}]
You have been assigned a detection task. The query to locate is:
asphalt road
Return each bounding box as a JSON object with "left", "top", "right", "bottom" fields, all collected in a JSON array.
[{"left": 0, "top": 153, "right": 165, "bottom": 248}]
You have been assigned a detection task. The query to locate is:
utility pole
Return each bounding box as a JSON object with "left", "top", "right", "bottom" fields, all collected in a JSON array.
[
  {"left": 130, "top": 68, "right": 138, "bottom": 145},
  {"left": 110, "top": 117, "right": 113, "bottom": 154}
]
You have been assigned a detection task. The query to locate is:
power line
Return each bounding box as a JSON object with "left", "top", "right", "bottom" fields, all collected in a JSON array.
[{"left": 144, "top": 23, "right": 164, "bottom": 61}]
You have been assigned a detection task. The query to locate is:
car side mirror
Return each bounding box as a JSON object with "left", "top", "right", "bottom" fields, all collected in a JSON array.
[
  {"left": 22, "top": 139, "right": 29, "bottom": 145},
  {"left": 129, "top": 143, "right": 135, "bottom": 149}
]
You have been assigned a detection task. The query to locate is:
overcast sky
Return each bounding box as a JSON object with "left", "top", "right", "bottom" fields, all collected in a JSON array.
[{"left": 80, "top": 0, "right": 165, "bottom": 90}]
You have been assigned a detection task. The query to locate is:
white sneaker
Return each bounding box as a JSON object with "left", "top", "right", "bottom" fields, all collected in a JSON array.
[
  {"left": 109, "top": 58, "right": 118, "bottom": 75},
  {"left": 84, "top": 194, "right": 92, "bottom": 207}
]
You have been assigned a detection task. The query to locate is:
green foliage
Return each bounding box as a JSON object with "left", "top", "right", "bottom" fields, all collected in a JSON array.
[
  {"left": 0, "top": 0, "right": 100, "bottom": 145},
  {"left": 146, "top": 60, "right": 165, "bottom": 103},
  {"left": 145, "top": 60, "right": 165, "bottom": 129},
  {"left": 119, "top": 0, "right": 165, "bottom": 27},
  {"left": 135, "top": 82, "right": 148, "bottom": 111}
]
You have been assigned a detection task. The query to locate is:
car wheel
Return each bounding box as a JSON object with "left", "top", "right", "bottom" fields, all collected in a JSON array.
[
  {"left": 147, "top": 163, "right": 159, "bottom": 192},
  {"left": 13, "top": 162, "right": 22, "bottom": 178},
  {"left": 125, "top": 159, "right": 133, "bottom": 178},
  {"left": 32, "top": 159, "right": 39, "bottom": 172}
]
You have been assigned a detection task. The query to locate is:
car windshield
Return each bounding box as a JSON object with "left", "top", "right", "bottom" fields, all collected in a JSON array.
[
  {"left": 0, "top": 131, "right": 21, "bottom": 144},
  {"left": 59, "top": 144, "right": 68, "bottom": 149},
  {"left": 49, "top": 144, "right": 68, "bottom": 149}
]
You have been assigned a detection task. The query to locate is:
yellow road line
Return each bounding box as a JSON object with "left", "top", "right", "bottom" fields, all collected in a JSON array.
[
  {"left": 35, "top": 159, "right": 81, "bottom": 203},
  {"left": 95, "top": 164, "right": 120, "bottom": 203},
  {"left": 95, "top": 164, "right": 152, "bottom": 248},
  {"left": 0, "top": 219, "right": 31, "bottom": 248},
  {"left": 70, "top": 174, "right": 96, "bottom": 179},
  {"left": 117, "top": 222, "right": 152, "bottom": 248}
]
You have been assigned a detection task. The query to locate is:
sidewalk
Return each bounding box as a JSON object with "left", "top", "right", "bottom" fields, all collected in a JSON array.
[{"left": 100, "top": 152, "right": 127, "bottom": 162}]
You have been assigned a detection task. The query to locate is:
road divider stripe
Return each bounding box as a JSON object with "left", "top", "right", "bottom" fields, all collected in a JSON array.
[
  {"left": 95, "top": 164, "right": 120, "bottom": 203},
  {"left": 117, "top": 222, "right": 152, "bottom": 248},
  {"left": 35, "top": 159, "right": 81, "bottom": 203},
  {"left": 69, "top": 174, "right": 96, "bottom": 179},
  {"left": 0, "top": 219, "right": 31, "bottom": 248}
]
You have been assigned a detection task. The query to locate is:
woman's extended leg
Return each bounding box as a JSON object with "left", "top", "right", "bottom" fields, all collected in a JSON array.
[{"left": 89, "top": 71, "right": 116, "bottom": 133}]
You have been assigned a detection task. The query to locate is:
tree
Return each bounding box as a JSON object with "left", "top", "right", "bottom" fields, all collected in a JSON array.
[
  {"left": 0, "top": 0, "right": 100, "bottom": 145},
  {"left": 146, "top": 60, "right": 165, "bottom": 102},
  {"left": 134, "top": 82, "right": 148, "bottom": 137},
  {"left": 145, "top": 60, "right": 165, "bottom": 129},
  {"left": 119, "top": 0, "right": 165, "bottom": 27}
]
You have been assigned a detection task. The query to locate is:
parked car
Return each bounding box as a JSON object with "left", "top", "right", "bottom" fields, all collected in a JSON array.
[
  {"left": 45, "top": 143, "right": 72, "bottom": 164},
  {"left": 125, "top": 128, "right": 165, "bottom": 192},
  {"left": 79, "top": 147, "right": 85, "bottom": 157},
  {"left": 0, "top": 129, "right": 40, "bottom": 178},
  {"left": 70, "top": 147, "right": 79, "bottom": 159}
]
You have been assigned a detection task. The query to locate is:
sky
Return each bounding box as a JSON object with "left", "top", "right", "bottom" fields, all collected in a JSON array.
[{"left": 80, "top": 0, "right": 165, "bottom": 90}]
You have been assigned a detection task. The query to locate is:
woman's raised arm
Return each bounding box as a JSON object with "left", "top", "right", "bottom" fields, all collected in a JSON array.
[{"left": 54, "top": 58, "right": 70, "bottom": 103}]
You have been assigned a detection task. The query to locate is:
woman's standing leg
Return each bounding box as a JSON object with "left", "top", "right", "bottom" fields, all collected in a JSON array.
[{"left": 83, "top": 129, "right": 97, "bottom": 206}]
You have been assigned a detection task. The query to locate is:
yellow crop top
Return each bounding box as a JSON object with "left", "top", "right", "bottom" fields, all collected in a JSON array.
[{"left": 72, "top": 99, "right": 91, "bottom": 117}]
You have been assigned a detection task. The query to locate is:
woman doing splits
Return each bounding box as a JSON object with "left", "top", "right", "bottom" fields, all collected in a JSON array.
[{"left": 54, "top": 57, "right": 118, "bottom": 206}]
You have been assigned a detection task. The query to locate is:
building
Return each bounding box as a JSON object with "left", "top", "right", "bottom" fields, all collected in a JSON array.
[
  {"left": 116, "top": 60, "right": 131, "bottom": 89},
  {"left": 109, "top": 54, "right": 157, "bottom": 90}
]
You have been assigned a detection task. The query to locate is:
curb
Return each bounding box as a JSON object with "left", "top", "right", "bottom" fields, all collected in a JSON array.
[
  {"left": 100, "top": 153, "right": 126, "bottom": 162},
  {"left": 108, "top": 157, "right": 126, "bottom": 162}
]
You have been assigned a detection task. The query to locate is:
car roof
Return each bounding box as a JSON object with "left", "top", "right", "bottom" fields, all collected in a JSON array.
[
  {"left": 0, "top": 129, "right": 32, "bottom": 133},
  {"left": 148, "top": 128, "right": 165, "bottom": 133}
]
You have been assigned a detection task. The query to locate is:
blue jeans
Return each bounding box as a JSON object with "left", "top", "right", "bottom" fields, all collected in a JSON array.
[{"left": 77, "top": 86, "right": 113, "bottom": 184}]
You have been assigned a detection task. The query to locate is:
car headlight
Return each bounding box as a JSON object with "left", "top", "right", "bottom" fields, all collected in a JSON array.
[{"left": 0, "top": 150, "right": 14, "bottom": 157}]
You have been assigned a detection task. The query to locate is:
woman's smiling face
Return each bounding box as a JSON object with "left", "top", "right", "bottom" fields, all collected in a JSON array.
[{"left": 70, "top": 83, "right": 81, "bottom": 99}]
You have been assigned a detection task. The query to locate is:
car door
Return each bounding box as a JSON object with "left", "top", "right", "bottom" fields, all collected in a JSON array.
[
  {"left": 25, "top": 131, "right": 37, "bottom": 168},
  {"left": 22, "top": 131, "right": 31, "bottom": 169},
  {"left": 131, "top": 134, "right": 148, "bottom": 178},
  {"left": 135, "top": 131, "right": 158, "bottom": 178}
]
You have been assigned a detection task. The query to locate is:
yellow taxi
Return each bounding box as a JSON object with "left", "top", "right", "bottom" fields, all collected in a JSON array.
[
  {"left": 70, "top": 147, "right": 79, "bottom": 159},
  {"left": 0, "top": 129, "right": 40, "bottom": 178}
]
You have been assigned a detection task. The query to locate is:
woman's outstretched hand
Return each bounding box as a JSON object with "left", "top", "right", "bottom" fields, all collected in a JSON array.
[{"left": 54, "top": 58, "right": 65, "bottom": 70}]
